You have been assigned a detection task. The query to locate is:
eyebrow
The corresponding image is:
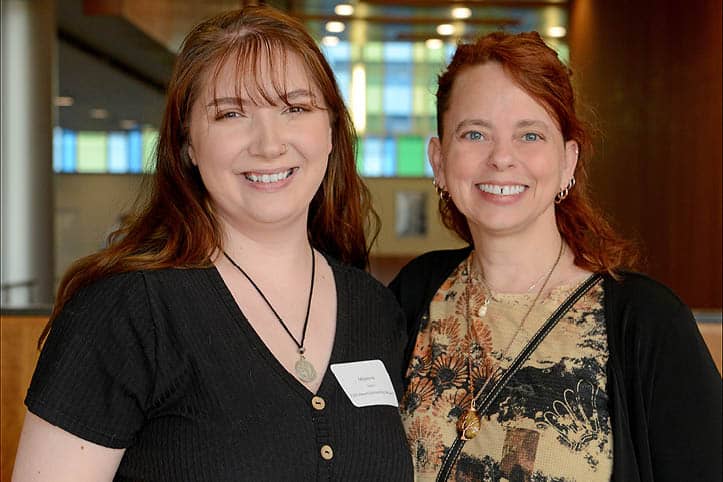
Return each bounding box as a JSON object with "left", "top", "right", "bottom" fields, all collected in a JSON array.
[
  {"left": 453, "top": 119, "right": 493, "bottom": 134},
  {"left": 516, "top": 119, "right": 550, "bottom": 130},
  {"left": 206, "top": 89, "right": 316, "bottom": 108},
  {"left": 285, "top": 89, "right": 316, "bottom": 100},
  {"left": 453, "top": 118, "right": 550, "bottom": 133}
]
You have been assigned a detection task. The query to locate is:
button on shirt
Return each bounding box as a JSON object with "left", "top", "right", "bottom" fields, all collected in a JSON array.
[
  {"left": 311, "top": 396, "right": 326, "bottom": 410},
  {"left": 320, "top": 444, "right": 334, "bottom": 460}
]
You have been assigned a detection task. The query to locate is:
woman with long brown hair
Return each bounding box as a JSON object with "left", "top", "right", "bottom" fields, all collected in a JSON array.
[
  {"left": 391, "top": 31, "right": 721, "bottom": 481},
  {"left": 13, "top": 6, "right": 412, "bottom": 481}
]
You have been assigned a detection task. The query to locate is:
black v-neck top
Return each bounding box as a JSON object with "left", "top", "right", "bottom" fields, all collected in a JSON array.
[{"left": 26, "top": 257, "right": 413, "bottom": 481}]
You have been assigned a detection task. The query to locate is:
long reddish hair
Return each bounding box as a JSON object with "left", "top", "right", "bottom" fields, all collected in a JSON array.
[
  {"left": 435, "top": 31, "right": 637, "bottom": 274},
  {"left": 42, "top": 5, "right": 378, "bottom": 345}
]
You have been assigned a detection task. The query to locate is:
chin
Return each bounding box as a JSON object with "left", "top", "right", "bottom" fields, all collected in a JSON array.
[{"left": 470, "top": 216, "right": 534, "bottom": 237}]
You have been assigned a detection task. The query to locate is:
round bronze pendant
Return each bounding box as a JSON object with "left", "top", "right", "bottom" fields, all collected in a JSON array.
[{"left": 295, "top": 356, "right": 317, "bottom": 382}]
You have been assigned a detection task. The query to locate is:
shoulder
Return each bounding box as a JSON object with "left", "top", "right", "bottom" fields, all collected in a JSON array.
[
  {"left": 399, "top": 247, "right": 472, "bottom": 273},
  {"left": 80, "top": 269, "right": 145, "bottom": 292},
  {"left": 65, "top": 270, "right": 148, "bottom": 314},
  {"left": 392, "top": 247, "right": 472, "bottom": 286},
  {"left": 390, "top": 247, "right": 471, "bottom": 297},
  {"left": 603, "top": 271, "right": 695, "bottom": 337},
  {"left": 70, "top": 267, "right": 198, "bottom": 299},
  {"left": 325, "top": 256, "right": 406, "bottom": 342},
  {"left": 49, "top": 271, "right": 156, "bottom": 346},
  {"left": 62, "top": 267, "right": 216, "bottom": 323},
  {"left": 604, "top": 271, "right": 688, "bottom": 313},
  {"left": 326, "top": 255, "right": 395, "bottom": 301},
  {"left": 388, "top": 248, "right": 471, "bottom": 328}
]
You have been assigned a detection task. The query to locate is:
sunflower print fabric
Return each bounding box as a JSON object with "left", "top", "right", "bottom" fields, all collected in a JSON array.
[{"left": 401, "top": 255, "right": 613, "bottom": 481}]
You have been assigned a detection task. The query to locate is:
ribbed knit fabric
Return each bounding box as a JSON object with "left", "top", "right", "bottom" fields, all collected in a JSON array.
[{"left": 26, "top": 256, "right": 414, "bottom": 481}]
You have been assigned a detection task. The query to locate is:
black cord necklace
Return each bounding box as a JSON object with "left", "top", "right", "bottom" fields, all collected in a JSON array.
[{"left": 223, "top": 244, "right": 317, "bottom": 383}]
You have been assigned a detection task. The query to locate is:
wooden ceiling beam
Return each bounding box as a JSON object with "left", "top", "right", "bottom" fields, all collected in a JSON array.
[
  {"left": 396, "top": 32, "right": 480, "bottom": 42},
  {"left": 296, "top": 13, "right": 519, "bottom": 26},
  {"left": 359, "top": 0, "right": 567, "bottom": 7}
]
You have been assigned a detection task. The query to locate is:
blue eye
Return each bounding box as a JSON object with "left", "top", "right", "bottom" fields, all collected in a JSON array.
[
  {"left": 463, "top": 131, "right": 484, "bottom": 141},
  {"left": 523, "top": 132, "right": 541, "bottom": 141}
]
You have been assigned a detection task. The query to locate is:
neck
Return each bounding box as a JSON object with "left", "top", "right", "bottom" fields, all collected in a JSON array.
[
  {"left": 470, "top": 221, "right": 565, "bottom": 293},
  {"left": 217, "top": 218, "right": 312, "bottom": 271}
]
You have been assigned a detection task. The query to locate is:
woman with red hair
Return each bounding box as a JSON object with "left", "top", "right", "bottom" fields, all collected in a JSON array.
[
  {"left": 12, "top": 5, "right": 412, "bottom": 480},
  {"left": 391, "top": 31, "right": 721, "bottom": 481}
]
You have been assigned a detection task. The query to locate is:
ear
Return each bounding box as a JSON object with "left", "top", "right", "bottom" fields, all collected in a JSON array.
[
  {"left": 326, "top": 125, "right": 333, "bottom": 157},
  {"left": 428, "top": 137, "right": 446, "bottom": 188},
  {"left": 187, "top": 143, "right": 197, "bottom": 166},
  {"left": 561, "top": 140, "right": 579, "bottom": 188}
]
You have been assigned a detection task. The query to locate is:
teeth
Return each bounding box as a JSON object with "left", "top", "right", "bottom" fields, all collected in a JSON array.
[
  {"left": 245, "top": 168, "right": 294, "bottom": 184},
  {"left": 478, "top": 184, "right": 526, "bottom": 196}
]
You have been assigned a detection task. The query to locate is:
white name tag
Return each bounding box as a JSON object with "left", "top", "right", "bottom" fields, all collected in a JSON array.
[{"left": 330, "top": 359, "right": 399, "bottom": 408}]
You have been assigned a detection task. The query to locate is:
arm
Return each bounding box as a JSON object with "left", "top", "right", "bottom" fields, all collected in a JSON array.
[
  {"left": 12, "top": 411, "right": 125, "bottom": 482},
  {"left": 18, "top": 273, "right": 155, "bottom": 478},
  {"left": 607, "top": 274, "right": 722, "bottom": 480},
  {"left": 643, "top": 301, "right": 722, "bottom": 480}
]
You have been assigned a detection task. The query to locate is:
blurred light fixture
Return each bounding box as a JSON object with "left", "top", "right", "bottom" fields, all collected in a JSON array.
[
  {"left": 322, "top": 35, "right": 340, "bottom": 46},
  {"left": 351, "top": 64, "right": 366, "bottom": 134},
  {"left": 55, "top": 96, "right": 74, "bottom": 107},
  {"left": 89, "top": 108, "right": 109, "bottom": 119},
  {"left": 436, "top": 23, "right": 455, "bottom": 36},
  {"left": 425, "top": 38, "right": 443, "bottom": 49},
  {"left": 334, "top": 4, "right": 354, "bottom": 16},
  {"left": 451, "top": 7, "right": 472, "bottom": 19},
  {"left": 326, "top": 21, "right": 345, "bottom": 33},
  {"left": 547, "top": 26, "right": 567, "bottom": 38},
  {"left": 119, "top": 119, "right": 138, "bottom": 130}
]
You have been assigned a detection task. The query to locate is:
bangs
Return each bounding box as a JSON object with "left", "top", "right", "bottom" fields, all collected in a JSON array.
[{"left": 206, "top": 33, "right": 323, "bottom": 112}]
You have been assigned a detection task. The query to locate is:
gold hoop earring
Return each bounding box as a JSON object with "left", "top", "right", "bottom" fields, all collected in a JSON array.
[
  {"left": 433, "top": 178, "right": 450, "bottom": 202},
  {"left": 555, "top": 176, "right": 576, "bottom": 204}
]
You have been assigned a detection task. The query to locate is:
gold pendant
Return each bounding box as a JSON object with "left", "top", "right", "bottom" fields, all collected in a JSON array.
[
  {"left": 478, "top": 297, "right": 490, "bottom": 317},
  {"left": 457, "top": 407, "right": 481, "bottom": 440}
]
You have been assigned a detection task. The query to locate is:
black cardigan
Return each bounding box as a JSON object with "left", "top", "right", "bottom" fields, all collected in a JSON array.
[{"left": 390, "top": 247, "right": 722, "bottom": 482}]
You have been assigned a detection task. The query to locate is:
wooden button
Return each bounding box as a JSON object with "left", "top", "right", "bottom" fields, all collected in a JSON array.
[
  {"left": 320, "top": 444, "right": 334, "bottom": 460},
  {"left": 311, "top": 396, "right": 326, "bottom": 410}
]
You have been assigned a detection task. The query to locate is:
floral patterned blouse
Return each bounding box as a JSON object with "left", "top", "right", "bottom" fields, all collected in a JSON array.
[{"left": 401, "top": 254, "right": 613, "bottom": 481}]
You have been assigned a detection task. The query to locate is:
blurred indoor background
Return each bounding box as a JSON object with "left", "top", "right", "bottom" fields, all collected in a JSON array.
[{"left": 1, "top": 0, "right": 721, "bottom": 478}]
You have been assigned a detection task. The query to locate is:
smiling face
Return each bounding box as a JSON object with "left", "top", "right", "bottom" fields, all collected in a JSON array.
[
  {"left": 430, "top": 61, "right": 578, "bottom": 241},
  {"left": 187, "top": 50, "right": 332, "bottom": 236}
]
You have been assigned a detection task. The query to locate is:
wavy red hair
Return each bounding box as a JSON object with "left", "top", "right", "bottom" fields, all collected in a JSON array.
[
  {"left": 42, "top": 5, "right": 378, "bottom": 345},
  {"left": 435, "top": 31, "right": 637, "bottom": 275}
]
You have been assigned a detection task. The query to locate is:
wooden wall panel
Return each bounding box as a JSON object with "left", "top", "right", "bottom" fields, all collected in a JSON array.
[
  {"left": 569, "top": 0, "right": 722, "bottom": 308},
  {"left": 699, "top": 322, "right": 723, "bottom": 376},
  {"left": 0, "top": 312, "right": 718, "bottom": 481},
  {"left": 1, "top": 316, "right": 46, "bottom": 481}
]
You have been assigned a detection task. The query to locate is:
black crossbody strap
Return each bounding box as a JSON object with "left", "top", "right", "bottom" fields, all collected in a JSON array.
[
  {"left": 435, "top": 273, "right": 603, "bottom": 482},
  {"left": 474, "top": 273, "right": 602, "bottom": 413}
]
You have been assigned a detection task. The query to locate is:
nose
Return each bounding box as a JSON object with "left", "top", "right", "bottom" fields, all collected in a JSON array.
[
  {"left": 247, "top": 114, "right": 287, "bottom": 159},
  {"left": 487, "top": 141, "right": 515, "bottom": 170}
]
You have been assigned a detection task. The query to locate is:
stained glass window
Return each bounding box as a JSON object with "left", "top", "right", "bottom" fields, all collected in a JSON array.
[
  {"left": 52, "top": 128, "right": 157, "bottom": 174},
  {"left": 53, "top": 38, "right": 567, "bottom": 177}
]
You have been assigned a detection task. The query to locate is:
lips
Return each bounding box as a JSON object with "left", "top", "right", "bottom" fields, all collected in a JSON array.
[
  {"left": 477, "top": 183, "right": 528, "bottom": 196},
  {"left": 243, "top": 167, "right": 297, "bottom": 184}
]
